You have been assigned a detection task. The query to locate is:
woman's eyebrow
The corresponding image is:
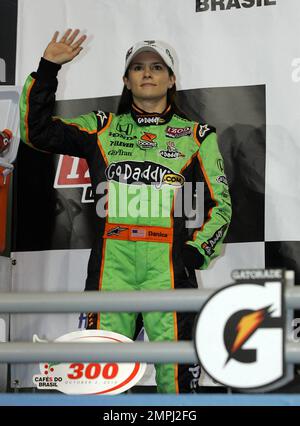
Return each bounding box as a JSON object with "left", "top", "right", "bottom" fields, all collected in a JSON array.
[{"left": 131, "top": 61, "right": 164, "bottom": 65}]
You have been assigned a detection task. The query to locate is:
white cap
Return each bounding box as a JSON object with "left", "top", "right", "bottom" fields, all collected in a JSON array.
[{"left": 124, "top": 40, "right": 176, "bottom": 75}]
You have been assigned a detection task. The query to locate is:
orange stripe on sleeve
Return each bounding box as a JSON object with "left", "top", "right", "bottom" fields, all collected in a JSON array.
[
  {"left": 193, "top": 123, "right": 201, "bottom": 148},
  {"left": 53, "top": 118, "right": 98, "bottom": 134},
  {"left": 96, "top": 113, "right": 112, "bottom": 167}
]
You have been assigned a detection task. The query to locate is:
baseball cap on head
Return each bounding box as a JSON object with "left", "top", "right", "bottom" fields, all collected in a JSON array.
[{"left": 125, "top": 40, "right": 176, "bottom": 74}]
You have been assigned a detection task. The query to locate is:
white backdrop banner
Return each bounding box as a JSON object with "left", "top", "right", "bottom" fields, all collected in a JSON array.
[{"left": 12, "top": 0, "right": 300, "bottom": 388}]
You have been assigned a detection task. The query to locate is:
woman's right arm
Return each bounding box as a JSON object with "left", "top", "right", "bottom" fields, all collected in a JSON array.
[{"left": 19, "top": 29, "right": 97, "bottom": 157}]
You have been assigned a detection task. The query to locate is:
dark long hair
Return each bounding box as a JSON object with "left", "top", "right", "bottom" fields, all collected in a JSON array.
[{"left": 116, "top": 66, "right": 188, "bottom": 118}]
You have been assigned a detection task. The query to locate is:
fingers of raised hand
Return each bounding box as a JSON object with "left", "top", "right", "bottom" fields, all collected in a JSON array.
[
  {"left": 55, "top": 29, "right": 86, "bottom": 54},
  {"left": 65, "top": 29, "right": 81, "bottom": 45},
  {"left": 46, "top": 29, "right": 86, "bottom": 63},
  {"left": 51, "top": 31, "right": 59, "bottom": 42},
  {"left": 59, "top": 29, "right": 84, "bottom": 46},
  {"left": 59, "top": 28, "right": 73, "bottom": 43},
  {"left": 70, "top": 34, "right": 87, "bottom": 51}
]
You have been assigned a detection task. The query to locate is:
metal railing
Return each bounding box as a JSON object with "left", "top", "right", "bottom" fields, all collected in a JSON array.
[
  {"left": 0, "top": 282, "right": 299, "bottom": 364},
  {"left": 0, "top": 286, "right": 300, "bottom": 312},
  {"left": 0, "top": 341, "right": 300, "bottom": 364}
]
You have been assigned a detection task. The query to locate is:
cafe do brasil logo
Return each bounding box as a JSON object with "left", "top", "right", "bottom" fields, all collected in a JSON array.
[{"left": 33, "top": 330, "right": 146, "bottom": 395}]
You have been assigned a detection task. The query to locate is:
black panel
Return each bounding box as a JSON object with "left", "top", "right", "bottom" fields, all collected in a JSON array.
[{"left": 0, "top": 0, "right": 18, "bottom": 85}]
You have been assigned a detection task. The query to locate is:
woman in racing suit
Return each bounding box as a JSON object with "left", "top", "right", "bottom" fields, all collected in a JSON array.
[{"left": 19, "top": 29, "right": 232, "bottom": 393}]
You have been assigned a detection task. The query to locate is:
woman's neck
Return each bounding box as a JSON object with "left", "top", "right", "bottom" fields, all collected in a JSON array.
[{"left": 132, "top": 97, "right": 167, "bottom": 114}]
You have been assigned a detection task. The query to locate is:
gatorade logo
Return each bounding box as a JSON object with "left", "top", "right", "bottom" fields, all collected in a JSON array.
[{"left": 195, "top": 279, "right": 285, "bottom": 390}]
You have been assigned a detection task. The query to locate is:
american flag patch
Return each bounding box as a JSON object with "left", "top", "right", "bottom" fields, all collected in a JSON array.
[{"left": 131, "top": 229, "right": 146, "bottom": 238}]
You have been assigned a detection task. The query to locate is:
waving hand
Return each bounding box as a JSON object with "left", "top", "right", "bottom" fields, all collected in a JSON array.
[{"left": 43, "top": 29, "right": 87, "bottom": 65}]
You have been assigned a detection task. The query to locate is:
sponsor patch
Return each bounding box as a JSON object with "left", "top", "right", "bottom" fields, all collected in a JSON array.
[
  {"left": 105, "top": 161, "right": 185, "bottom": 188},
  {"left": 165, "top": 126, "right": 192, "bottom": 138},
  {"left": 137, "top": 116, "right": 165, "bottom": 125},
  {"left": 131, "top": 228, "right": 146, "bottom": 238},
  {"left": 110, "top": 140, "right": 134, "bottom": 148},
  {"left": 201, "top": 224, "right": 227, "bottom": 256},
  {"left": 216, "top": 175, "right": 228, "bottom": 185},
  {"left": 96, "top": 110, "right": 109, "bottom": 128},
  {"left": 138, "top": 132, "right": 157, "bottom": 149},
  {"left": 159, "top": 141, "right": 185, "bottom": 159},
  {"left": 199, "top": 124, "right": 210, "bottom": 138},
  {"left": 116, "top": 123, "right": 133, "bottom": 135},
  {"left": 108, "top": 149, "right": 132, "bottom": 157},
  {"left": 107, "top": 226, "right": 128, "bottom": 236},
  {"left": 109, "top": 132, "right": 136, "bottom": 141}
]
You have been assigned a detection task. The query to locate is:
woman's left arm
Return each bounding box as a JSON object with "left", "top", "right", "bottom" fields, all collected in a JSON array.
[{"left": 184, "top": 128, "right": 232, "bottom": 270}]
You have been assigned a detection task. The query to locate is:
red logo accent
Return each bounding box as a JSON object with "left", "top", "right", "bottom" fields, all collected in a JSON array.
[
  {"left": 54, "top": 155, "right": 93, "bottom": 203},
  {"left": 141, "top": 133, "right": 157, "bottom": 142},
  {"left": 54, "top": 155, "right": 91, "bottom": 187}
]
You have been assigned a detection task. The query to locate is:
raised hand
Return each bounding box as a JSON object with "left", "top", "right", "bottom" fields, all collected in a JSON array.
[{"left": 43, "top": 29, "right": 87, "bottom": 65}]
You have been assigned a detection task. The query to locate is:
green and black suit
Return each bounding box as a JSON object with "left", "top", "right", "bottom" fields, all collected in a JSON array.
[{"left": 20, "top": 58, "right": 232, "bottom": 393}]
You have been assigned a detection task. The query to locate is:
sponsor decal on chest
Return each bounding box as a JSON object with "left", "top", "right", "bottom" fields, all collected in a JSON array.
[
  {"left": 109, "top": 123, "right": 137, "bottom": 141},
  {"left": 159, "top": 141, "right": 185, "bottom": 159},
  {"left": 138, "top": 132, "right": 158, "bottom": 149},
  {"left": 105, "top": 161, "right": 185, "bottom": 188},
  {"left": 108, "top": 148, "right": 133, "bottom": 157},
  {"left": 165, "top": 126, "right": 192, "bottom": 138},
  {"left": 136, "top": 115, "right": 167, "bottom": 125}
]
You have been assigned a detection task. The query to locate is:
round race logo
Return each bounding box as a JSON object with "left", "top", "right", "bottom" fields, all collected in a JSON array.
[{"left": 33, "top": 330, "right": 147, "bottom": 395}]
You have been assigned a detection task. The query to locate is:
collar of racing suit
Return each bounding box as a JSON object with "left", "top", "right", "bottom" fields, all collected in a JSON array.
[{"left": 130, "top": 103, "right": 174, "bottom": 126}]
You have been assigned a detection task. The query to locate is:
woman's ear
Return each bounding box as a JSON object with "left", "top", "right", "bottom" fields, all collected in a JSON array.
[
  {"left": 123, "top": 76, "right": 131, "bottom": 90},
  {"left": 169, "top": 74, "right": 176, "bottom": 89}
]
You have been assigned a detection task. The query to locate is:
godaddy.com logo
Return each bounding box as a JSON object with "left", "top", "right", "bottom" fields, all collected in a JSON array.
[{"left": 105, "top": 161, "right": 184, "bottom": 189}]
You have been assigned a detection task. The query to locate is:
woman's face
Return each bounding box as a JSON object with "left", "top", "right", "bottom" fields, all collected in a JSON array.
[{"left": 123, "top": 51, "right": 176, "bottom": 103}]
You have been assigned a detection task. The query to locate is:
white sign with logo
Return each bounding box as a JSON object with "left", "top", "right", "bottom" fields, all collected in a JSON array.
[
  {"left": 195, "top": 282, "right": 284, "bottom": 390},
  {"left": 32, "top": 330, "right": 147, "bottom": 395}
]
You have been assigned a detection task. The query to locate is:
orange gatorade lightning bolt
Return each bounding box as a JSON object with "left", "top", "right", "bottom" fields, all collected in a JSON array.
[{"left": 231, "top": 309, "right": 265, "bottom": 354}]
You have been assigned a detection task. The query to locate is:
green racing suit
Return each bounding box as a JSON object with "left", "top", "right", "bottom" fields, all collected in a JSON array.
[{"left": 19, "top": 57, "right": 232, "bottom": 393}]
